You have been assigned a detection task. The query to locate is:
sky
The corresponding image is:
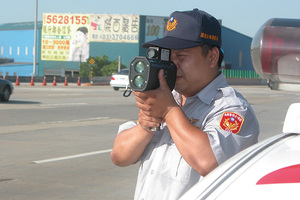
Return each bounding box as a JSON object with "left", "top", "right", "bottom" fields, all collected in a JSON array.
[{"left": 0, "top": 0, "right": 299, "bottom": 38}]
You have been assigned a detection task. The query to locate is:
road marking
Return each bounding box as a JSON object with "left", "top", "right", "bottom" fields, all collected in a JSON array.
[
  {"left": 47, "top": 94, "right": 82, "bottom": 96},
  {"left": 31, "top": 149, "right": 112, "bottom": 164},
  {"left": 40, "top": 117, "right": 109, "bottom": 124},
  {"left": 1, "top": 117, "right": 127, "bottom": 135},
  {"left": 71, "top": 117, "right": 109, "bottom": 122},
  {"left": 40, "top": 103, "right": 87, "bottom": 107}
]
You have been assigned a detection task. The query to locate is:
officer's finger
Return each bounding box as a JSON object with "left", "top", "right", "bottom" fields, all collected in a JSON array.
[{"left": 158, "top": 69, "right": 169, "bottom": 90}]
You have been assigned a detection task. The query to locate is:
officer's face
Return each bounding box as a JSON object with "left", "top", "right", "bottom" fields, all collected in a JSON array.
[{"left": 171, "top": 46, "right": 215, "bottom": 97}]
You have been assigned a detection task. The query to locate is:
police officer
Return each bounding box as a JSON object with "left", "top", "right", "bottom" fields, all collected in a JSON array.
[{"left": 111, "top": 9, "right": 259, "bottom": 200}]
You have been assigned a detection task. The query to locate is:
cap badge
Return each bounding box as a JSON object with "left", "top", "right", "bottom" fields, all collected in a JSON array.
[{"left": 166, "top": 17, "right": 178, "bottom": 31}]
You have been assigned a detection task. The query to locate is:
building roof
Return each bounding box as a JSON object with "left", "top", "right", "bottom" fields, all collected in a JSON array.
[{"left": 0, "top": 21, "right": 42, "bottom": 30}]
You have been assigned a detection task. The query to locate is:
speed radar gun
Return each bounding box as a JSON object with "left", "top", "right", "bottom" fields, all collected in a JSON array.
[
  {"left": 130, "top": 47, "right": 177, "bottom": 91},
  {"left": 123, "top": 47, "right": 177, "bottom": 131},
  {"left": 123, "top": 47, "right": 177, "bottom": 96}
]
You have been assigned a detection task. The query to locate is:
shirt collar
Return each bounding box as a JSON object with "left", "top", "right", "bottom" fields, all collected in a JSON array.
[{"left": 195, "top": 72, "right": 228, "bottom": 105}]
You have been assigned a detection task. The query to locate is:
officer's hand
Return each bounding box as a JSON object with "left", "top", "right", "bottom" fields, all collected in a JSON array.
[
  {"left": 134, "top": 69, "right": 179, "bottom": 119},
  {"left": 137, "top": 109, "right": 164, "bottom": 132}
]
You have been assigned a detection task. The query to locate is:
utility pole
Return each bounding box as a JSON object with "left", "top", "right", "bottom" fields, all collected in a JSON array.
[
  {"left": 118, "top": 56, "right": 121, "bottom": 72},
  {"left": 33, "top": 0, "right": 38, "bottom": 76}
]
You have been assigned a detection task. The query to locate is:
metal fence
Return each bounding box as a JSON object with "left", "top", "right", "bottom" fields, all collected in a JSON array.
[{"left": 221, "top": 69, "right": 261, "bottom": 79}]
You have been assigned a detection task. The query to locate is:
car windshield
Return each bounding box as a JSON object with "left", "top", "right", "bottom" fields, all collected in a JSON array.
[{"left": 116, "top": 69, "right": 129, "bottom": 75}]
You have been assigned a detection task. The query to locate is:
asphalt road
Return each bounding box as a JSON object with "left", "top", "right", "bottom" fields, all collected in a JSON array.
[{"left": 1, "top": 83, "right": 299, "bottom": 200}]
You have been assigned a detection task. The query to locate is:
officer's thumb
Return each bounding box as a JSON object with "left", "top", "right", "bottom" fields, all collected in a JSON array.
[{"left": 158, "top": 69, "right": 169, "bottom": 90}]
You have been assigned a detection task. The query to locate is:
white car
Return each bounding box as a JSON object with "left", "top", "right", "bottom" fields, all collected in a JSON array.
[
  {"left": 110, "top": 69, "right": 129, "bottom": 91},
  {"left": 180, "top": 103, "right": 300, "bottom": 200}
]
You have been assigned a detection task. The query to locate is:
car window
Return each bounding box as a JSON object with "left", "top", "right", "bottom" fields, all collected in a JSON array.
[{"left": 117, "top": 70, "right": 129, "bottom": 75}]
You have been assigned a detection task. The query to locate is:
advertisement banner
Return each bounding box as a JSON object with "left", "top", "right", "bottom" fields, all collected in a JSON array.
[
  {"left": 41, "top": 13, "right": 90, "bottom": 62},
  {"left": 145, "top": 16, "right": 169, "bottom": 42},
  {"left": 90, "top": 14, "right": 139, "bottom": 43}
]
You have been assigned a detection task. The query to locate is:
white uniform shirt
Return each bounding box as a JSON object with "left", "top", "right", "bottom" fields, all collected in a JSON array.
[{"left": 118, "top": 73, "right": 259, "bottom": 200}]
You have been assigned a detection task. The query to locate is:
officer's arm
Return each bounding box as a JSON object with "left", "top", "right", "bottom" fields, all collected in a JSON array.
[
  {"left": 111, "top": 110, "right": 160, "bottom": 167},
  {"left": 165, "top": 107, "right": 218, "bottom": 176}
]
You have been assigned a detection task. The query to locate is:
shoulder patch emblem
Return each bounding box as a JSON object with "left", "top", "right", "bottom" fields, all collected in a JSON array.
[{"left": 220, "top": 112, "right": 244, "bottom": 134}]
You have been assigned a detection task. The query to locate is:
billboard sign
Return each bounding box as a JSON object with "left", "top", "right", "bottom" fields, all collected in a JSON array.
[
  {"left": 145, "top": 16, "right": 169, "bottom": 42},
  {"left": 90, "top": 14, "right": 139, "bottom": 43},
  {"left": 41, "top": 13, "right": 90, "bottom": 62}
]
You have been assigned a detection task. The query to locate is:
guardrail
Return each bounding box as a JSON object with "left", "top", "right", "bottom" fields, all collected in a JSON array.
[
  {"left": 1, "top": 76, "right": 111, "bottom": 84},
  {"left": 221, "top": 69, "right": 261, "bottom": 79}
]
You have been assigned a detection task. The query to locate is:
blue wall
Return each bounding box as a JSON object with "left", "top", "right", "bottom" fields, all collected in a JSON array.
[
  {"left": 0, "top": 19, "right": 255, "bottom": 77},
  {"left": 221, "top": 26, "right": 253, "bottom": 70},
  {"left": 0, "top": 29, "right": 38, "bottom": 76},
  {"left": 0, "top": 29, "right": 34, "bottom": 62},
  {"left": 0, "top": 64, "right": 33, "bottom": 76}
]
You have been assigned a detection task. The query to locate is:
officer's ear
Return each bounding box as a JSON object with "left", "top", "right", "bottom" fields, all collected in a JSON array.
[{"left": 208, "top": 47, "right": 219, "bottom": 68}]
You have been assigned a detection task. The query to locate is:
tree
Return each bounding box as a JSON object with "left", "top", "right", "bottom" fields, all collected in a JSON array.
[
  {"left": 79, "top": 55, "right": 127, "bottom": 77},
  {"left": 79, "top": 62, "right": 90, "bottom": 77},
  {"left": 101, "top": 60, "right": 127, "bottom": 76}
]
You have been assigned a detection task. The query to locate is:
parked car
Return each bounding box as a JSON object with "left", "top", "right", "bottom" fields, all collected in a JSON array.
[
  {"left": 0, "top": 78, "right": 13, "bottom": 101},
  {"left": 110, "top": 69, "right": 129, "bottom": 91},
  {"left": 180, "top": 103, "right": 300, "bottom": 200}
]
